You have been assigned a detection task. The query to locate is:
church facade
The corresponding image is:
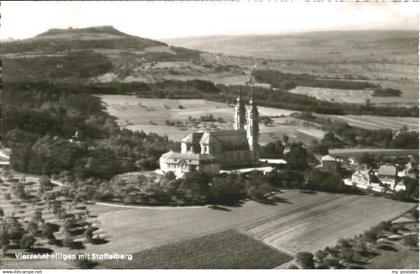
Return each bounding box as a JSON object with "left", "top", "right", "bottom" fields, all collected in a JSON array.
[{"left": 160, "top": 94, "right": 260, "bottom": 177}]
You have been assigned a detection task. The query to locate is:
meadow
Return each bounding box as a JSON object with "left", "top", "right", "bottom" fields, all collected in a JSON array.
[
  {"left": 289, "top": 86, "right": 416, "bottom": 107},
  {"left": 314, "top": 113, "right": 419, "bottom": 131},
  {"left": 99, "top": 95, "right": 324, "bottom": 145}
]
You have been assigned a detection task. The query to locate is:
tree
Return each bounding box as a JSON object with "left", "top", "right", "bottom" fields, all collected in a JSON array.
[
  {"left": 32, "top": 209, "right": 43, "bottom": 224},
  {"left": 26, "top": 221, "right": 39, "bottom": 235},
  {"left": 39, "top": 176, "right": 52, "bottom": 194},
  {"left": 0, "top": 208, "right": 4, "bottom": 218},
  {"left": 321, "top": 132, "right": 344, "bottom": 149},
  {"left": 357, "top": 153, "right": 376, "bottom": 169},
  {"left": 63, "top": 234, "right": 74, "bottom": 247},
  {"left": 403, "top": 235, "right": 418, "bottom": 248},
  {"left": 260, "top": 140, "right": 284, "bottom": 158},
  {"left": 11, "top": 182, "right": 27, "bottom": 199},
  {"left": 362, "top": 229, "right": 378, "bottom": 243},
  {"left": 0, "top": 229, "right": 10, "bottom": 250},
  {"left": 392, "top": 131, "right": 419, "bottom": 149},
  {"left": 209, "top": 175, "right": 244, "bottom": 205},
  {"left": 6, "top": 219, "right": 24, "bottom": 244},
  {"left": 63, "top": 217, "right": 75, "bottom": 234},
  {"left": 295, "top": 252, "right": 314, "bottom": 269},
  {"left": 245, "top": 172, "right": 273, "bottom": 201},
  {"left": 339, "top": 247, "right": 355, "bottom": 264},
  {"left": 282, "top": 135, "right": 289, "bottom": 145},
  {"left": 314, "top": 250, "right": 328, "bottom": 263},
  {"left": 20, "top": 233, "right": 36, "bottom": 251},
  {"left": 337, "top": 238, "right": 351, "bottom": 249},
  {"left": 74, "top": 256, "right": 97, "bottom": 269},
  {"left": 306, "top": 169, "right": 344, "bottom": 193},
  {"left": 177, "top": 172, "right": 209, "bottom": 204},
  {"left": 285, "top": 143, "right": 309, "bottom": 171},
  {"left": 41, "top": 222, "right": 56, "bottom": 240},
  {"left": 85, "top": 225, "right": 95, "bottom": 243}
]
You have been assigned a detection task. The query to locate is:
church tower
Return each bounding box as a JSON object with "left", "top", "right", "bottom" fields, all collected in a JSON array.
[
  {"left": 247, "top": 93, "right": 259, "bottom": 160},
  {"left": 233, "top": 91, "right": 246, "bottom": 130}
]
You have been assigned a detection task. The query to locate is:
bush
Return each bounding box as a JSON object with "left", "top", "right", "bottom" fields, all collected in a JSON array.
[
  {"left": 306, "top": 169, "right": 345, "bottom": 193},
  {"left": 411, "top": 209, "right": 419, "bottom": 221},
  {"left": 314, "top": 250, "right": 328, "bottom": 263},
  {"left": 403, "top": 235, "right": 418, "bottom": 247},
  {"left": 288, "top": 264, "right": 298, "bottom": 269},
  {"left": 74, "top": 257, "right": 97, "bottom": 269},
  {"left": 295, "top": 252, "right": 314, "bottom": 269},
  {"left": 20, "top": 233, "right": 36, "bottom": 251}
]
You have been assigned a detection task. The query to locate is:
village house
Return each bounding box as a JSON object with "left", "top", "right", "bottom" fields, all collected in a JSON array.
[
  {"left": 345, "top": 163, "right": 408, "bottom": 192},
  {"left": 377, "top": 164, "right": 398, "bottom": 189},
  {"left": 320, "top": 154, "right": 342, "bottom": 171}
]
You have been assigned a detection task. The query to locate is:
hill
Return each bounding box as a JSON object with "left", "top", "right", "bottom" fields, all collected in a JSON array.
[
  {"left": 165, "top": 31, "right": 419, "bottom": 103},
  {"left": 1, "top": 26, "right": 166, "bottom": 53},
  {"left": 0, "top": 26, "right": 247, "bottom": 85}
]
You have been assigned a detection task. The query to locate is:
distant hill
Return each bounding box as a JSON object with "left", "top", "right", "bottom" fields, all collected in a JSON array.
[
  {"left": 165, "top": 31, "right": 418, "bottom": 63},
  {"left": 165, "top": 31, "right": 419, "bottom": 102},
  {"left": 0, "top": 26, "right": 247, "bottom": 84},
  {"left": 1, "top": 26, "right": 166, "bottom": 53}
]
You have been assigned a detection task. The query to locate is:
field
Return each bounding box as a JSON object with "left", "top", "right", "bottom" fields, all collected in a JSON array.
[
  {"left": 289, "top": 86, "right": 416, "bottom": 107},
  {"left": 289, "top": 86, "right": 373, "bottom": 104},
  {"left": 86, "top": 190, "right": 415, "bottom": 268},
  {"left": 314, "top": 113, "right": 419, "bottom": 131},
  {"left": 101, "top": 230, "right": 291, "bottom": 269},
  {"left": 99, "top": 95, "right": 324, "bottom": 145}
]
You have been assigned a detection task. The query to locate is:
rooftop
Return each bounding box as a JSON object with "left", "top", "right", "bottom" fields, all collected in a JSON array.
[
  {"left": 378, "top": 164, "right": 397, "bottom": 177},
  {"left": 200, "top": 130, "right": 249, "bottom": 151},
  {"left": 329, "top": 148, "right": 418, "bottom": 157},
  {"left": 160, "top": 151, "right": 216, "bottom": 162}
]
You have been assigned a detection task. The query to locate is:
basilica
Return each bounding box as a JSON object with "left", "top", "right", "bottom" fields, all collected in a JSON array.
[{"left": 159, "top": 94, "right": 260, "bottom": 177}]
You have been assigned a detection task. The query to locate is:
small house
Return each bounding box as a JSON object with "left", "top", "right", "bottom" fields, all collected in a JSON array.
[{"left": 377, "top": 164, "right": 398, "bottom": 189}]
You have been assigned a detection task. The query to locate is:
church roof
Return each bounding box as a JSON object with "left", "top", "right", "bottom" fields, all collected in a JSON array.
[
  {"left": 182, "top": 132, "right": 204, "bottom": 144},
  {"left": 160, "top": 151, "right": 216, "bottom": 163},
  {"left": 200, "top": 130, "right": 250, "bottom": 151}
]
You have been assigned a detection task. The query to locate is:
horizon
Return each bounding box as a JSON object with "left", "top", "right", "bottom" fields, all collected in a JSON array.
[
  {"left": 1, "top": 25, "right": 418, "bottom": 43},
  {"left": 1, "top": 1, "right": 418, "bottom": 40}
]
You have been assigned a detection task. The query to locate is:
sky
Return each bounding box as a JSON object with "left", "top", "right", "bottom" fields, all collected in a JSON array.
[{"left": 0, "top": 1, "right": 419, "bottom": 40}]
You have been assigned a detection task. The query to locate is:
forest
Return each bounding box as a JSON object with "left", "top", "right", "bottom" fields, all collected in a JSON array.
[{"left": 2, "top": 82, "right": 178, "bottom": 180}]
